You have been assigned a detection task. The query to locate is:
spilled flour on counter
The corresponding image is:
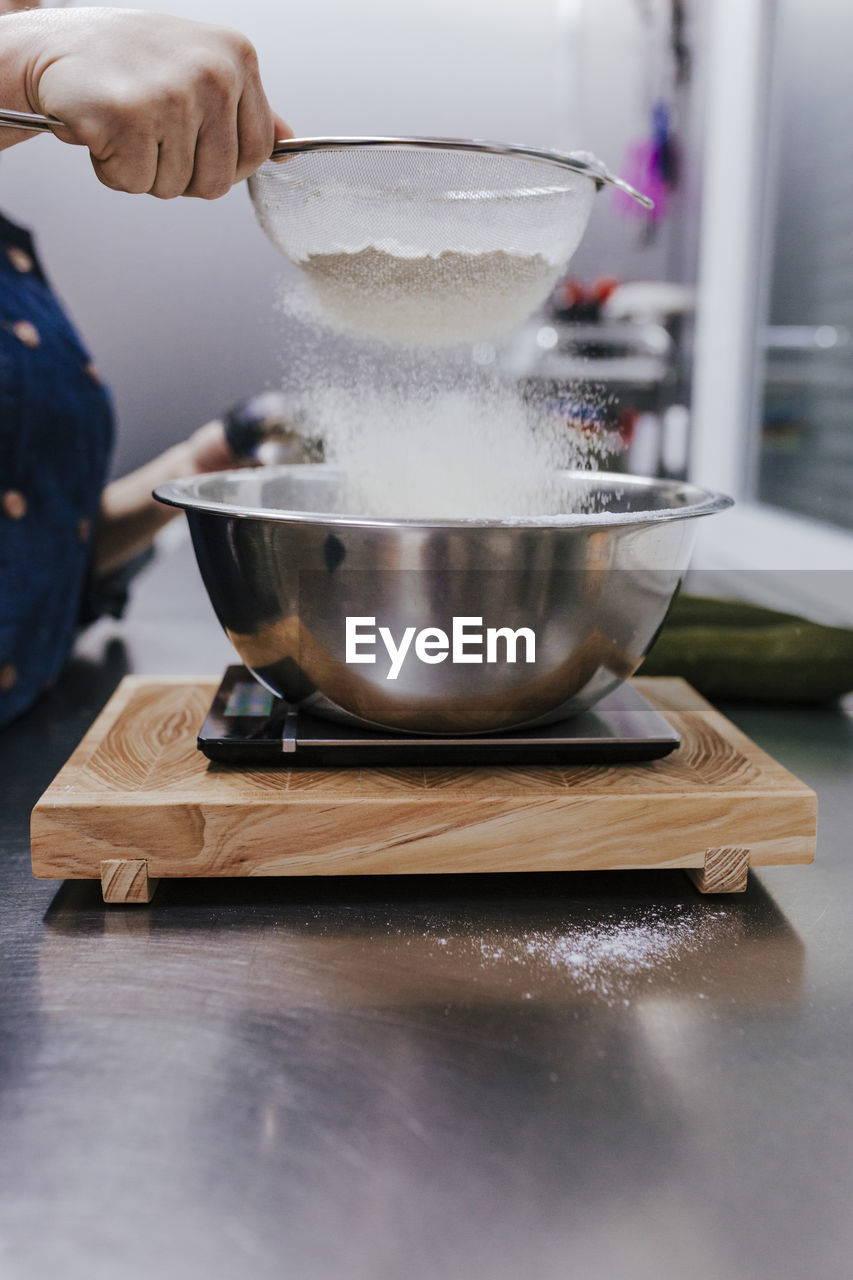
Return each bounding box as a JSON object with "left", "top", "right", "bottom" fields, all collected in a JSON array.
[
  {"left": 425, "top": 905, "right": 731, "bottom": 1005},
  {"left": 298, "top": 246, "right": 563, "bottom": 347}
]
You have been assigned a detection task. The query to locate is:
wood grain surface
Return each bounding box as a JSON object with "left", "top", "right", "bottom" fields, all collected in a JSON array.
[
  {"left": 100, "top": 858, "right": 159, "bottom": 904},
  {"left": 30, "top": 677, "right": 817, "bottom": 897},
  {"left": 685, "top": 847, "right": 751, "bottom": 895}
]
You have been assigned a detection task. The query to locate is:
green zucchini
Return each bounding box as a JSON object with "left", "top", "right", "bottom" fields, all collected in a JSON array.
[{"left": 639, "top": 595, "right": 853, "bottom": 703}]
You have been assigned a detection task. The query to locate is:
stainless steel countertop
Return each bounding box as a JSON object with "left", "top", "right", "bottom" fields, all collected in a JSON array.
[{"left": 2, "top": 536, "right": 852, "bottom": 1280}]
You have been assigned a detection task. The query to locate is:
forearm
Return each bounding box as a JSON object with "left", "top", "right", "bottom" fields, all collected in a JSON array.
[
  {"left": 92, "top": 418, "right": 243, "bottom": 578},
  {"left": 92, "top": 441, "right": 196, "bottom": 580}
]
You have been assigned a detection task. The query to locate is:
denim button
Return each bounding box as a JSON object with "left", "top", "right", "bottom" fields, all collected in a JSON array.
[
  {"left": 7, "top": 246, "right": 34, "bottom": 274},
  {"left": 12, "top": 320, "right": 40, "bottom": 349},
  {"left": 2, "top": 490, "right": 27, "bottom": 520}
]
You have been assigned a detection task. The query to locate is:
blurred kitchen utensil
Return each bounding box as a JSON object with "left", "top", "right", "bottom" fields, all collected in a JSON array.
[{"left": 223, "top": 391, "right": 323, "bottom": 465}]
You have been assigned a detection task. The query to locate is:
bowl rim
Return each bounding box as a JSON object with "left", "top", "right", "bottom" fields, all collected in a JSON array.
[{"left": 154, "top": 466, "right": 734, "bottom": 530}]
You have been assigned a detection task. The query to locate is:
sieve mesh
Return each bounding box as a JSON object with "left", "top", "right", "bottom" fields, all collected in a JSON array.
[
  {"left": 249, "top": 144, "right": 598, "bottom": 260},
  {"left": 248, "top": 141, "right": 605, "bottom": 345}
]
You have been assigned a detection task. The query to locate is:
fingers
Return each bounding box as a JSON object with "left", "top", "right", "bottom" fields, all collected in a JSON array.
[
  {"left": 182, "top": 31, "right": 277, "bottom": 196},
  {"left": 185, "top": 41, "right": 248, "bottom": 198},
  {"left": 89, "top": 125, "right": 161, "bottom": 196},
  {"left": 277, "top": 114, "right": 297, "bottom": 144},
  {"left": 149, "top": 133, "right": 199, "bottom": 201},
  {"left": 269, "top": 112, "right": 296, "bottom": 164},
  {"left": 232, "top": 89, "right": 279, "bottom": 185},
  {"left": 88, "top": 67, "right": 273, "bottom": 200},
  {"left": 184, "top": 42, "right": 286, "bottom": 195},
  {"left": 232, "top": 39, "right": 280, "bottom": 183},
  {"left": 92, "top": 94, "right": 197, "bottom": 200},
  {"left": 184, "top": 420, "right": 256, "bottom": 473},
  {"left": 273, "top": 114, "right": 295, "bottom": 146},
  {"left": 30, "top": 11, "right": 289, "bottom": 200},
  {"left": 147, "top": 91, "right": 198, "bottom": 201}
]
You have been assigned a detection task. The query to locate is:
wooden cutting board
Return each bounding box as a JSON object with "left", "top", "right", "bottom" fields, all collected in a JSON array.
[{"left": 30, "top": 676, "right": 817, "bottom": 903}]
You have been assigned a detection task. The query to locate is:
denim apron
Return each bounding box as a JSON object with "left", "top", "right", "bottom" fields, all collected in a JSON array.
[{"left": 0, "top": 210, "right": 114, "bottom": 727}]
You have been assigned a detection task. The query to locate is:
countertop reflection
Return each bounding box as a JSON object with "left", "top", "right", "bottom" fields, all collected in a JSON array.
[{"left": 1, "top": 537, "right": 851, "bottom": 1280}]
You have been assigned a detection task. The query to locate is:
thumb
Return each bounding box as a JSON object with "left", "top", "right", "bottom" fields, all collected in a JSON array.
[{"left": 271, "top": 113, "right": 294, "bottom": 156}]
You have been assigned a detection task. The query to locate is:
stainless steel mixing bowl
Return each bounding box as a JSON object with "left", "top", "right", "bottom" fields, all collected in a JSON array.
[{"left": 155, "top": 468, "right": 732, "bottom": 734}]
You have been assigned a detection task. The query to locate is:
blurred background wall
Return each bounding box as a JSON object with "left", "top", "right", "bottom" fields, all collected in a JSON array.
[{"left": 0, "top": 0, "right": 707, "bottom": 474}]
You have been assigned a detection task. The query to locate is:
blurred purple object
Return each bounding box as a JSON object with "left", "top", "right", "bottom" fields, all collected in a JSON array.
[
  {"left": 613, "top": 141, "right": 668, "bottom": 222},
  {"left": 614, "top": 102, "right": 677, "bottom": 223}
]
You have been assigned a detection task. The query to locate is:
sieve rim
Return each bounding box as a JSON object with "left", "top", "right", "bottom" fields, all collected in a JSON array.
[
  {"left": 266, "top": 136, "right": 654, "bottom": 209},
  {"left": 0, "top": 111, "right": 654, "bottom": 210}
]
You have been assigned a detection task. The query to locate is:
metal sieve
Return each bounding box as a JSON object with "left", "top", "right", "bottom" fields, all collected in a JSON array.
[
  {"left": 250, "top": 135, "right": 650, "bottom": 253},
  {"left": 0, "top": 112, "right": 652, "bottom": 343},
  {"left": 249, "top": 136, "right": 652, "bottom": 343}
]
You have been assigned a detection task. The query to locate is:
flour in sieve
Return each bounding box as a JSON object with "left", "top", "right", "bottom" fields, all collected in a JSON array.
[{"left": 298, "top": 246, "right": 563, "bottom": 347}]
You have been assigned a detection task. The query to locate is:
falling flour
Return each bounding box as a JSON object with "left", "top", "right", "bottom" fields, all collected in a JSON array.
[
  {"left": 298, "top": 246, "right": 563, "bottom": 347},
  {"left": 305, "top": 380, "right": 610, "bottom": 520},
  {"left": 274, "top": 278, "right": 616, "bottom": 520}
]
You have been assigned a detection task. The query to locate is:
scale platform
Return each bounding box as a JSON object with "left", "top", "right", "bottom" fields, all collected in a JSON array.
[
  {"left": 30, "top": 674, "right": 817, "bottom": 903},
  {"left": 199, "top": 666, "right": 682, "bottom": 767}
]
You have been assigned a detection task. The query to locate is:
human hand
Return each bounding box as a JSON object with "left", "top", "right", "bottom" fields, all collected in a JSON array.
[
  {"left": 9, "top": 7, "right": 292, "bottom": 197},
  {"left": 177, "top": 419, "right": 255, "bottom": 475},
  {"left": 175, "top": 402, "right": 322, "bottom": 472}
]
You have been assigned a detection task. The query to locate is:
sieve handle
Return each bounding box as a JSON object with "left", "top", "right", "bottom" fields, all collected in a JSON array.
[
  {"left": 0, "top": 108, "right": 60, "bottom": 132},
  {"left": 0, "top": 114, "right": 655, "bottom": 210}
]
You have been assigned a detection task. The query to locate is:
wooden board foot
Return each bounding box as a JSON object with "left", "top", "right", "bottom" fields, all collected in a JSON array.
[
  {"left": 686, "top": 847, "right": 750, "bottom": 894},
  {"left": 100, "top": 859, "right": 159, "bottom": 904}
]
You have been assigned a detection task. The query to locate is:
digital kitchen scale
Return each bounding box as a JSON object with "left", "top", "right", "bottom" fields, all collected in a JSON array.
[{"left": 198, "top": 666, "right": 682, "bottom": 766}]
